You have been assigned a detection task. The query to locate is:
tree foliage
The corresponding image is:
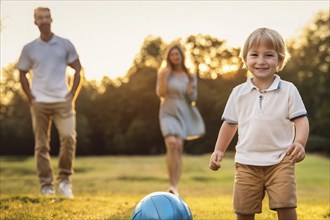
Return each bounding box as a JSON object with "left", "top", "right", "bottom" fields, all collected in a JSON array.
[
  {"left": 280, "top": 10, "right": 330, "bottom": 152},
  {"left": 185, "top": 34, "right": 241, "bottom": 79}
]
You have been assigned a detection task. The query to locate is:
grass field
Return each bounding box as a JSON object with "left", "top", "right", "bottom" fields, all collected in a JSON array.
[{"left": 0, "top": 154, "right": 329, "bottom": 220}]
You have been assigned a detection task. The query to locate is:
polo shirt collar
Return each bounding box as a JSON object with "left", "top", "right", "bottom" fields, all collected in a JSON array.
[{"left": 246, "top": 74, "right": 281, "bottom": 93}]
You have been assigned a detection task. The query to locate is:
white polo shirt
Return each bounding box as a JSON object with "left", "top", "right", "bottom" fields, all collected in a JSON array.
[
  {"left": 222, "top": 75, "right": 307, "bottom": 166},
  {"left": 17, "top": 35, "right": 79, "bottom": 103}
]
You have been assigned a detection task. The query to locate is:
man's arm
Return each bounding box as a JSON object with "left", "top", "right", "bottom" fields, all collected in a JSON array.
[
  {"left": 19, "top": 70, "right": 35, "bottom": 104},
  {"left": 67, "top": 59, "right": 82, "bottom": 101}
]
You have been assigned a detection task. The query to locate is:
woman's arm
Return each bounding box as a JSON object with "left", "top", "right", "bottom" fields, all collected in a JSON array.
[
  {"left": 156, "top": 67, "right": 171, "bottom": 97},
  {"left": 186, "top": 74, "right": 197, "bottom": 102}
]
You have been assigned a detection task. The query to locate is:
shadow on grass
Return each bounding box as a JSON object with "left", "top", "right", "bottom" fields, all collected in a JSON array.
[
  {"left": 116, "top": 175, "right": 217, "bottom": 183},
  {"left": 0, "top": 156, "right": 31, "bottom": 162},
  {"left": 0, "top": 195, "right": 66, "bottom": 204},
  {"left": 106, "top": 207, "right": 135, "bottom": 220},
  {"left": 117, "top": 175, "right": 167, "bottom": 182},
  {"left": 0, "top": 167, "right": 35, "bottom": 175},
  {"left": 74, "top": 167, "right": 93, "bottom": 173},
  {"left": 190, "top": 176, "right": 217, "bottom": 182}
]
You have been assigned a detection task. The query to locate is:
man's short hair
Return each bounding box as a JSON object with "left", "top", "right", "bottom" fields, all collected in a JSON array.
[{"left": 34, "top": 7, "right": 51, "bottom": 19}]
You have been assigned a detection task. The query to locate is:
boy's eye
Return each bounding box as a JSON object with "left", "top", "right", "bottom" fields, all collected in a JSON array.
[
  {"left": 266, "top": 54, "right": 274, "bottom": 57},
  {"left": 249, "top": 53, "right": 258, "bottom": 56}
]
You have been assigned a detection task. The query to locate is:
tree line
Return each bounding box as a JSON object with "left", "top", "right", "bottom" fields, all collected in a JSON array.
[{"left": 1, "top": 11, "right": 329, "bottom": 156}]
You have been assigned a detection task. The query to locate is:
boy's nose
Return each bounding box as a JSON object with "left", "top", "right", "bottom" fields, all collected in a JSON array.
[{"left": 256, "top": 57, "right": 266, "bottom": 64}]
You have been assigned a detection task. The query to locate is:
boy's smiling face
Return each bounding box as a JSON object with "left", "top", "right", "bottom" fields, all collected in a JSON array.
[{"left": 246, "top": 44, "right": 281, "bottom": 81}]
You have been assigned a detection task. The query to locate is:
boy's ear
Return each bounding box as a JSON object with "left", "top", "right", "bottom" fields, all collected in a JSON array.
[
  {"left": 277, "top": 60, "right": 284, "bottom": 71},
  {"left": 241, "top": 59, "right": 247, "bottom": 69}
]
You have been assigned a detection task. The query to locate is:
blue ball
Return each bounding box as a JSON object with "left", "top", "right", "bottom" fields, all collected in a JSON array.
[{"left": 132, "top": 192, "right": 193, "bottom": 220}]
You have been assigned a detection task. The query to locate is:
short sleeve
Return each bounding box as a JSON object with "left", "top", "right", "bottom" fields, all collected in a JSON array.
[
  {"left": 222, "top": 89, "right": 238, "bottom": 124},
  {"left": 288, "top": 84, "right": 307, "bottom": 120},
  {"left": 65, "top": 39, "right": 79, "bottom": 64},
  {"left": 17, "top": 45, "right": 32, "bottom": 71}
]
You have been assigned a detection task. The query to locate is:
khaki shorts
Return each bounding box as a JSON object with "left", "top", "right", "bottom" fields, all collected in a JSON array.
[{"left": 233, "top": 155, "right": 296, "bottom": 215}]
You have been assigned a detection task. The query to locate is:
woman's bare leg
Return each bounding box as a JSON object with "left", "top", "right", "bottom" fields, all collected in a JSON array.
[{"left": 165, "top": 135, "right": 183, "bottom": 195}]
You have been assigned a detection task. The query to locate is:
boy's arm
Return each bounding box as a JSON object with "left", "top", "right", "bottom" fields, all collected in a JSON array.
[
  {"left": 287, "top": 116, "right": 310, "bottom": 163},
  {"left": 209, "top": 121, "right": 238, "bottom": 171}
]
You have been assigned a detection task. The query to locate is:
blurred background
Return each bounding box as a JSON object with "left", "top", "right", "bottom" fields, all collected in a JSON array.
[{"left": 1, "top": 1, "right": 329, "bottom": 156}]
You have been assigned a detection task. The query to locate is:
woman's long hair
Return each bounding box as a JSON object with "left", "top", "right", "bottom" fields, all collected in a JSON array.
[{"left": 164, "top": 44, "right": 192, "bottom": 80}]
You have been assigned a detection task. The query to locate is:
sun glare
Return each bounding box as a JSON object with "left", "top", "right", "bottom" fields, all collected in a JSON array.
[
  {"left": 221, "top": 64, "right": 239, "bottom": 74},
  {"left": 199, "top": 63, "right": 209, "bottom": 73},
  {"left": 159, "top": 61, "right": 167, "bottom": 70},
  {"left": 66, "top": 67, "right": 76, "bottom": 76}
]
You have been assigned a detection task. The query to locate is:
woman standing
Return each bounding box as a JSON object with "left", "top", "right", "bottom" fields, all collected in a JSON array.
[{"left": 156, "top": 44, "right": 205, "bottom": 196}]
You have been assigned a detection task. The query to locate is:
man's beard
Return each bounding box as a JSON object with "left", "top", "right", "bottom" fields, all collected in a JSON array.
[{"left": 39, "top": 24, "right": 51, "bottom": 33}]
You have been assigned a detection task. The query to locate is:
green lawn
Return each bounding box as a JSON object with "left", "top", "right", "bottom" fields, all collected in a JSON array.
[{"left": 0, "top": 154, "right": 329, "bottom": 219}]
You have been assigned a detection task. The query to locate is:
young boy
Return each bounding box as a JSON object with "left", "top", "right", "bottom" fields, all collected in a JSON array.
[{"left": 209, "top": 28, "right": 309, "bottom": 220}]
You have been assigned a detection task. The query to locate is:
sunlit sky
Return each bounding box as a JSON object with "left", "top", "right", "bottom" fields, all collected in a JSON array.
[{"left": 1, "top": 1, "right": 329, "bottom": 81}]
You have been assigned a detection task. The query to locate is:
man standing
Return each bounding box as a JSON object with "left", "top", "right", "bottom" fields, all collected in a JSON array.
[{"left": 17, "top": 7, "right": 82, "bottom": 199}]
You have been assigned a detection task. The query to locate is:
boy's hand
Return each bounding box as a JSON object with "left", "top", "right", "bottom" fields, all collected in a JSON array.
[
  {"left": 286, "top": 142, "right": 305, "bottom": 163},
  {"left": 209, "top": 151, "right": 224, "bottom": 171}
]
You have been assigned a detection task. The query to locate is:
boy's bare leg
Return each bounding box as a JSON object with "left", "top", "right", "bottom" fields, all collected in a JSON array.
[
  {"left": 277, "top": 208, "right": 297, "bottom": 220},
  {"left": 237, "top": 214, "right": 255, "bottom": 220}
]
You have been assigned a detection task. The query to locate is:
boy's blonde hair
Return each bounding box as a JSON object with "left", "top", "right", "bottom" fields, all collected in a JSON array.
[{"left": 240, "top": 28, "right": 290, "bottom": 71}]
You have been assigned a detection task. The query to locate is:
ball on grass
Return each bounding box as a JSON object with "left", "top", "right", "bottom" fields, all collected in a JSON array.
[{"left": 131, "top": 192, "right": 193, "bottom": 220}]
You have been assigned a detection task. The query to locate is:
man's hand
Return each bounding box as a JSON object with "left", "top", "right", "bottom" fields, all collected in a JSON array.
[{"left": 65, "top": 90, "right": 75, "bottom": 100}]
